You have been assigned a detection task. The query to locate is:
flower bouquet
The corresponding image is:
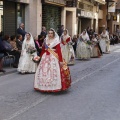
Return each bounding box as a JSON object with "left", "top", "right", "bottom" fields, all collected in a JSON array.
[
  {"left": 32, "top": 56, "right": 41, "bottom": 63},
  {"left": 87, "top": 41, "right": 92, "bottom": 45},
  {"left": 26, "top": 46, "right": 36, "bottom": 55}
]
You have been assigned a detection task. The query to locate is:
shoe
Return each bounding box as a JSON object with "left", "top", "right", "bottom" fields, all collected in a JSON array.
[
  {"left": 0, "top": 69, "right": 6, "bottom": 73},
  {"left": 13, "top": 64, "right": 18, "bottom": 68}
]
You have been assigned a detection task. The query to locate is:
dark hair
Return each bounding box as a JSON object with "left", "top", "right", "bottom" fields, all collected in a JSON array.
[
  {"left": 4, "top": 35, "right": 10, "bottom": 41},
  {"left": 38, "top": 35, "right": 43, "bottom": 40},
  {"left": 64, "top": 29, "right": 68, "bottom": 33},
  {"left": 26, "top": 33, "right": 31, "bottom": 36},
  {"left": 83, "top": 30, "right": 86, "bottom": 33},
  {"left": 10, "top": 35, "right": 16, "bottom": 41},
  {"left": 17, "top": 34, "right": 22, "bottom": 39},
  {"left": 49, "top": 29, "right": 55, "bottom": 37}
]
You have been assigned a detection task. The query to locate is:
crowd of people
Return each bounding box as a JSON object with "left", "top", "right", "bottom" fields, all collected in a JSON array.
[{"left": 0, "top": 23, "right": 120, "bottom": 92}]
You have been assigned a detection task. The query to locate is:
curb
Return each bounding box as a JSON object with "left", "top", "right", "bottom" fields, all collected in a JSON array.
[{"left": 0, "top": 70, "right": 17, "bottom": 77}]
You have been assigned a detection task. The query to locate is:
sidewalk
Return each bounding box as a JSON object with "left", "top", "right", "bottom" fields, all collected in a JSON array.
[
  {"left": 0, "top": 44, "right": 120, "bottom": 76},
  {"left": 0, "top": 67, "right": 17, "bottom": 76}
]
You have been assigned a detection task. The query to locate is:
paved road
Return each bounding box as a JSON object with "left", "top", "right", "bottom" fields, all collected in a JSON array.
[{"left": 0, "top": 45, "right": 120, "bottom": 120}]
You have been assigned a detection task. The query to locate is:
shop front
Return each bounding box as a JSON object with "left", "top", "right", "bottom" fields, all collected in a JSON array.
[
  {"left": 77, "top": 9, "right": 95, "bottom": 34},
  {"left": 41, "top": 0, "right": 66, "bottom": 31},
  {"left": 0, "top": 0, "right": 28, "bottom": 36}
]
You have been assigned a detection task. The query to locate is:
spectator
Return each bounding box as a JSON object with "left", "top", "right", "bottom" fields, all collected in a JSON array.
[
  {"left": 2, "top": 35, "right": 12, "bottom": 52},
  {"left": 87, "top": 26, "right": 91, "bottom": 36},
  {"left": 9, "top": 35, "right": 20, "bottom": 68},
  {"left": 34, "top": 36, "right": 41, "bottom": 55},
  {"left": 0, "top": 38, "right": 6, "bottom": 73},
  {"left": 113, "top": 34, "right": 119, "bottom": 44},
  {"left": 58, "top": 25, "right": 64, "bottom": 37},
  {"left": 89, "top": 29, "right": 94, "bottom": 40},
  {"left": 72, "top": 35, "right": 78, "bottom": 53},
  {"left": 17, "top": 23, "right": 27, "bottom": 41},
  {"left": 110, "top": 34, "right": 115, "bottom": 45},
  {"left": 38, "top": 35, "right": 44, "bottom": 54},
  {"left": 40, "top": 26, "right": 47, "bottom": 37},
  {"left": 16, "top": 34, "right": 22, "bottom": 52}
]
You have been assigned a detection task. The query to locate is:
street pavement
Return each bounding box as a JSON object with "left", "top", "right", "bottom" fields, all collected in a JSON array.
[{"left": 0, "top": 44, "right": 120, "bottom": 120}]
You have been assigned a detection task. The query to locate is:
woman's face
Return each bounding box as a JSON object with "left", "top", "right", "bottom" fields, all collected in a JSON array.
[
  {"left": 83, "top": 31, "right": 86, "bottom": 35},
  {"left": 103, "top": 30, "right": 106, "bottom": 34},
  {"left": 48, "top": 31, "right": 54, "bottom": 39},
  {"left": 64, "top": 30, "right": 67, "bottom": 35},
  {"left": 26, "top": 33, "right": 31, "bottom": 40}
]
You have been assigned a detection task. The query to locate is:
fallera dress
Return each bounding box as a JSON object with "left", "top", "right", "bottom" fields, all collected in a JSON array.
[
  {"left": 34, "top": 36, "right": 71, "bottom": 92},
  {"left": 91, "top": 38, "right": 101, "bottom": 58},
  {"left": 76, "top": 34, "right": 91, "bottom": 60},
  {"left": 61, "top": 35, "right": 75, "bottom": 65}
]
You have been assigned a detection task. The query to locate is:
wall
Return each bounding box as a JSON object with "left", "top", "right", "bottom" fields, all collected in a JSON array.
[
  {"left": 98, "top": 4, "right": 107, "bottom": 33},
  {"left": 61, "top": 7, "right": 77, "bottom": 37},
  {"left": 66, "top": 11, "right": 73, "bottom": 36},
  {"left": 25, "top": 0, "right": 42, "bottom": 37}
]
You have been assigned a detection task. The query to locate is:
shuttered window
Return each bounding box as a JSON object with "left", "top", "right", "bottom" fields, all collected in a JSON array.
[
  {"left": 42, "top": 5, "right": 61, "bottom": 31},
  {"left": 3, "top": 1, "right": 16, "bottom": 35}
]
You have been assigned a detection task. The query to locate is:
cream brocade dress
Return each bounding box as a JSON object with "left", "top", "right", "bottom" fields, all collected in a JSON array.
[
  {"left": 76, "top": 36, "right": 91, "bottom": 59},
  {"left": 61, "top": 36, "right": 75, "bottom": 65}
]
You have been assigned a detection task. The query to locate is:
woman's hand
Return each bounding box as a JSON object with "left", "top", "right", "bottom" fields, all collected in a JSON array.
[{"left": 60, "top": 62, "right": 64, "bottom": 67}]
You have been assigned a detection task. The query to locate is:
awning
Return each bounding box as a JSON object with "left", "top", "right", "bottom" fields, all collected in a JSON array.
[
  {"left": 6, "top": 0, "right": 29, "bottom": 4},
  {"left": 94, "top": 0, "right": 106, "bottom": 4}
]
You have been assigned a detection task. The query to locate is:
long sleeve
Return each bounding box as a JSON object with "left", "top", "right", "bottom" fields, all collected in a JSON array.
[
  {"left": 56, "top": 43, "right": 63, "bottom": 62},
  {"left": 40, "top": 45, "right": 45, "bottom": 57}
]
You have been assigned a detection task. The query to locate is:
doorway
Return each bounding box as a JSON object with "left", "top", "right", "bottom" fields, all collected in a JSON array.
[{"left": 66, "top": 11, "right": 73, "bottom": 36}]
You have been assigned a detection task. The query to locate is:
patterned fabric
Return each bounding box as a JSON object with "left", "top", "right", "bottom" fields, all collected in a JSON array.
[
  {"left": 34, "top": 40, "right": 71, "bottom": 92},
  {"left": 76, "top": 41, "right": 91, "bottom": 59},
  {"left": 17, "top": 40, "right": 37, "bottom": 73},
  {"left": 61, "top": 37, "right": 75, "bottom": 65}
]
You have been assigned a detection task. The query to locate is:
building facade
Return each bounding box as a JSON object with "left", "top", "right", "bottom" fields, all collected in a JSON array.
[
  {"left": 1, "top": 0, "right": 119, "bottom": 37},
  {"left": 1, "top": 0, "right": 42, "bottom": 36}
]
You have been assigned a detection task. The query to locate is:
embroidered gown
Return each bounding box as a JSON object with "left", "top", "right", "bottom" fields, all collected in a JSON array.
[
  {"left": 91, "top": 38, "right": 101, "bottom": 58},
  {"left": 76, "top": 36, "right": 91, "bottom": 60},
  {"left": 100, "top": 33, "right": 110, "bottom": 53},
  {"left": 34, "top": 38, "right": 71, "bottom": 92},
  {"left": 61, "top": 36, "right": 75, "bottom": 65}
]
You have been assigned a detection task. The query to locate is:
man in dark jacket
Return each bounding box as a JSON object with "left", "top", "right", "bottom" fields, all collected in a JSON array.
[
  {"left": 40, "top": 26, "right": 47, "bottom": 37},
  {"left": 58, "top": 25, "right": 64, "bottom": 37},
  {"left": 17, "top": 23, "right": 27, "bottom": 41},
  {"left": 16, "top": 34, "right": 22, "bottom": 52}
]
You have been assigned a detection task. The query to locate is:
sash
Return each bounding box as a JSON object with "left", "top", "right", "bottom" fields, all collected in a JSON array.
[
  {"left": 44, "top": 41, "right": 71, "bottom": 87},
  {"left": 44, "top": 42, "right": 68, "bottom": 70}
]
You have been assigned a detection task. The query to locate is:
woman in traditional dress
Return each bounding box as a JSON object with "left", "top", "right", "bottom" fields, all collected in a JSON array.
[
  {"left": 34, "top": 28, "right": 71, "bottom": 92},
  {"left": 76, "top": 30, "right": 91, "bottom": 60},
  {"left": 17, "top": 33, "right": 37, "bottom": 74},
  {"left": 97, "top": 34, "right": 103, "bottom": 55},
  {"left": 100, "top": 30, "right": 110, "bottom": 53},
  {"left": 91, "top": 35, "right": 101, "bottom": 58},
  {"left": 60, "top": 29, "right": 75, "bottom": 65}
]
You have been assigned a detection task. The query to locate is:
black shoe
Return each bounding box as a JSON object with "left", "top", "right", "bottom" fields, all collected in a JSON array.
[
  {"left": 0, "top": 69, "right": 6, "bottom": 73},
  {"left": 13, "top": 64, "right": 18, "bottom": 68}
]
